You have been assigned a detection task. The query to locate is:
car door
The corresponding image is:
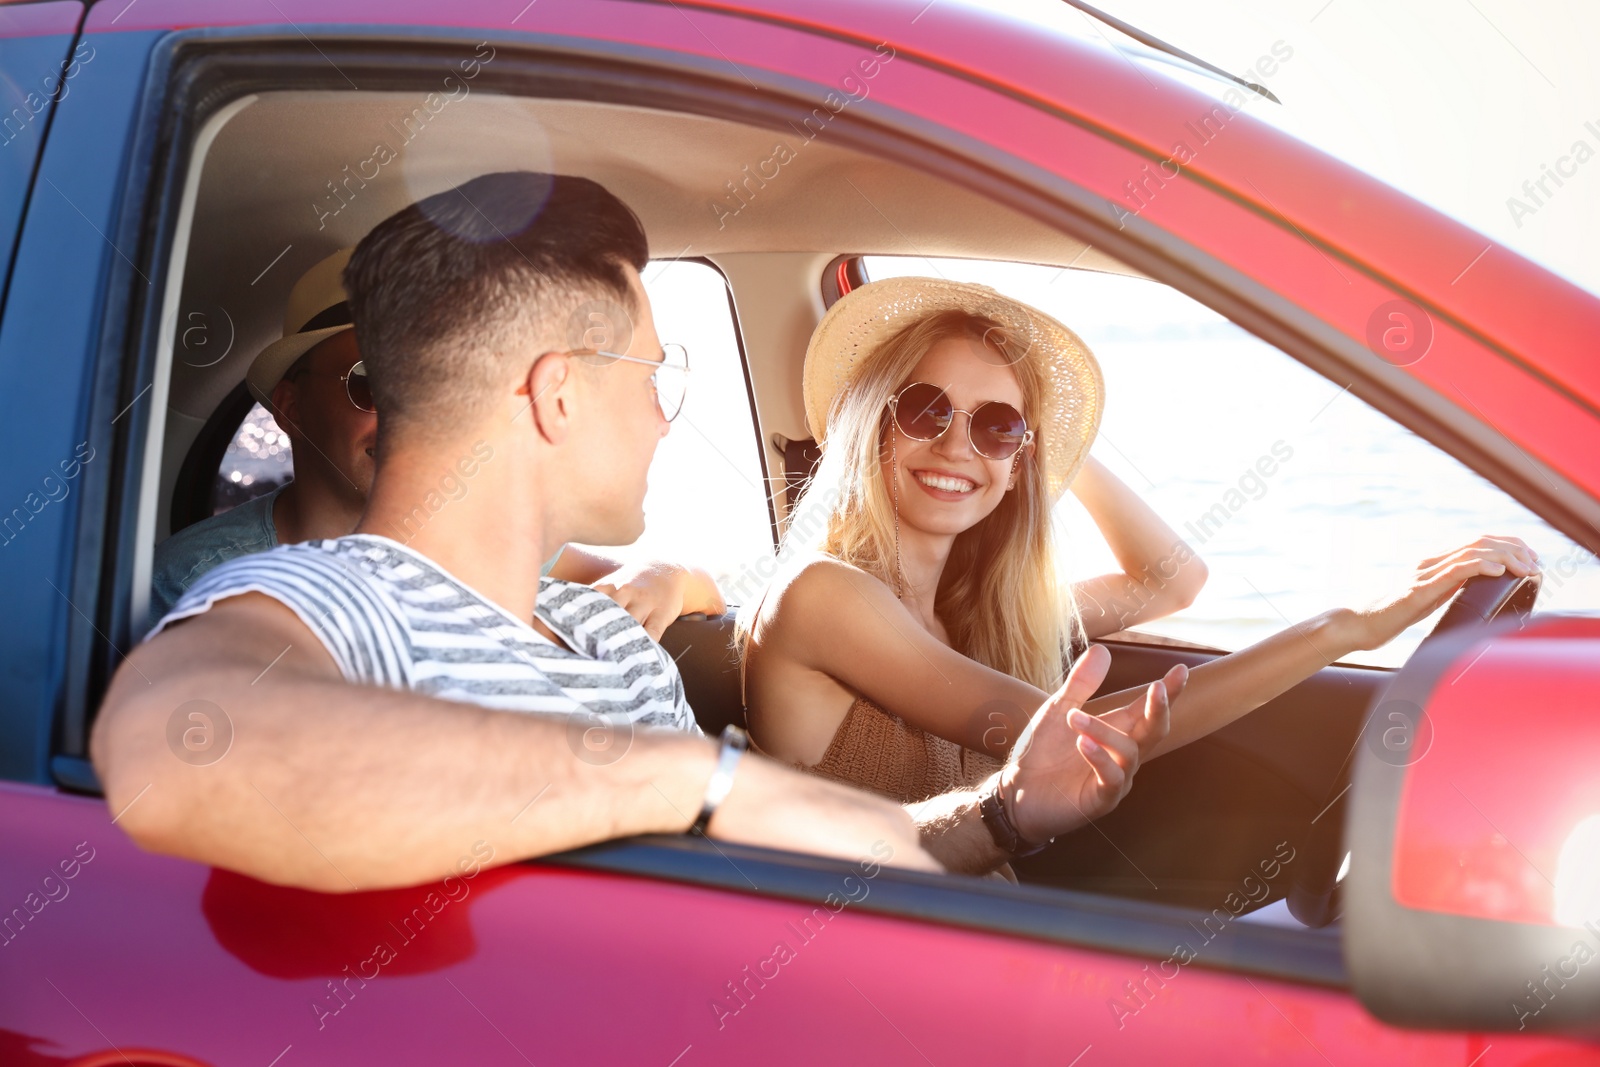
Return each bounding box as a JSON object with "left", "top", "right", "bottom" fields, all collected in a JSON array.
[
  {"left": 4, "top": 1, "right": 1599, "bottom": 1064},
  {"left": 0, "top": 0, "right": 89, "bottom": 791}
]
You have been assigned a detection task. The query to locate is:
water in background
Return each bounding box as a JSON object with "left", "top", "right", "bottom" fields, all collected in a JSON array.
[{"left": 214, "top": 402, "right": 293, "bottom": 514}]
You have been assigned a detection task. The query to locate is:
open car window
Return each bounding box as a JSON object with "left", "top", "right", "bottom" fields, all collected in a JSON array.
[
  {"left": 864, "top": 255, "right": 1600, "bottom": 667},
  {"left": 570, "top": 258, "right": 771, "bottom": 599}
]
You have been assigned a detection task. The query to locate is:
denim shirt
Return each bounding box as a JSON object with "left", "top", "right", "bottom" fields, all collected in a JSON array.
[
  {"left": 150, "top": 484, "right": 564, "bottom": 624},
  {"left": 150, "top": 486, "right": 284, "bottom": 623}
]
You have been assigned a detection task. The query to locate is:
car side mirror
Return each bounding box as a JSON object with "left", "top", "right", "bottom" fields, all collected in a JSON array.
[{"left": 1345, "top": 614, "right": 1600, "bottom": 1033}]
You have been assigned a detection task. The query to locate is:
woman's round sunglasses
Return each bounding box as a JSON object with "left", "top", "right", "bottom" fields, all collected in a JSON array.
[{"left": 887, "top": 381, "right": 1033, "bottom": 461}]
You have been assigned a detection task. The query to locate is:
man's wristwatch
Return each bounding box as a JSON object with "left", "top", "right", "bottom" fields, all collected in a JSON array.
[
  {"left": 978, "top": 775, "right": 1053, "bottom": 859},
  {"left": 691, "top": 725, "right": 748, "bottom": 835}
]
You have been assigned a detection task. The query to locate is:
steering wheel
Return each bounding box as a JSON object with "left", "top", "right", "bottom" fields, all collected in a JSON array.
[
  {"left": 1421, "top": 568, "right": 1541, "bottom": 641},
  {"left": 1284, "top": 570, "right": 1542, "bottom": 927}
]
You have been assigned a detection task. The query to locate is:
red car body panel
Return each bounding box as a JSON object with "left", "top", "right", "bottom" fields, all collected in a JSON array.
[
  {"left": 4, "top": 0, "right": 1599, "bottom": 1061},
  {"left": 10, "top": 783, "right": 1597, "bottom": 1065}
]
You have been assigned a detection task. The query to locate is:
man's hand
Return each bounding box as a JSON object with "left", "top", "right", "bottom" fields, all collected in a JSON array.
[
  {"left": 1003, "top": 645, "right": 1184, "bottom": 845},
  {"left": 595, "top": 561, "right": 727, "bottom": 642}
]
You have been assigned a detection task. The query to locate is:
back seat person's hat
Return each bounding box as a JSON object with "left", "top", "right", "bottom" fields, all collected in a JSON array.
[{"left": 245, "top": 247, "right": 355, "bottom": 404}]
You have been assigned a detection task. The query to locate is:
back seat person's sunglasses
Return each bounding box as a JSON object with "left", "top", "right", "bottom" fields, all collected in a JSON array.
[{"left": 342, "top": 361, "right": 376, "bottom": 413}]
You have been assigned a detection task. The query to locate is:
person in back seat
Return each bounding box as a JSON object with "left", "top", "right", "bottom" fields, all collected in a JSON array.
[{"left": 150, "top": 248, "right": 725, "bottom": 635}]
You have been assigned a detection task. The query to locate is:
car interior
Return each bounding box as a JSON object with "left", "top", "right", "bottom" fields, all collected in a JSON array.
[{"left": 131, "top": 83, "right": 1535, "bottom": 935}]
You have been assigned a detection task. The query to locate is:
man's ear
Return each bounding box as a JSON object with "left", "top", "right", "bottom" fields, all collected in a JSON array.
[
  {"left": 523, "top": 351, "right": 575, "bottom": 444},
  {"left": 269, "top": 377, "right": 301, "bottom": 434}
]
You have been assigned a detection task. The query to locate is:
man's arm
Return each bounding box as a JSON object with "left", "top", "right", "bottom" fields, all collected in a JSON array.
[
  {"left": 906, "top": 790, "right": 1007, "bottom": 874},
  {"left": 92, "top": 592, "right": 934, "bottom": 891}
]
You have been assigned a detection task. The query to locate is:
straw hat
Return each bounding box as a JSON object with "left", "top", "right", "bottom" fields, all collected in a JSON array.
[
  {"left": 245, "top": 248, "right": 355, "bottom": 404},
  {"left": 802, "top": 277, "right": 1104, "bottom": 499}
]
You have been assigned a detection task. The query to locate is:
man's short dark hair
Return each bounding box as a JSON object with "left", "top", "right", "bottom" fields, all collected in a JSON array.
[{"left": 344, "top": 171, "right": 649, "bottom": 441}]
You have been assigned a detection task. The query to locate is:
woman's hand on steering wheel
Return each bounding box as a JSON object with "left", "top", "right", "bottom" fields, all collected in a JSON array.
[{"left": 1344, "top": 535, "right": 1540, "bottom": 652}]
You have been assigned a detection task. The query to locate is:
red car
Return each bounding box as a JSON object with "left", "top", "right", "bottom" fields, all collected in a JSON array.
[{"left": 3, "top": 0, "right": 1599, "bottom": 1063}]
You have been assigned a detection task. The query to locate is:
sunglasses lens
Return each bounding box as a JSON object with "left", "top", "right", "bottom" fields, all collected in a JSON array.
[
  {"left": 972, "top": 402, "right": 1028, "bottom": 459},
  {"left": 894, "top": 383, "right": 952, "bottom": 440},
  {"left": 347, "top": 362, "right": 376, "bottom": 413},
  {"left": 655, "top": 343, "right": 689, "bottom": 422}
]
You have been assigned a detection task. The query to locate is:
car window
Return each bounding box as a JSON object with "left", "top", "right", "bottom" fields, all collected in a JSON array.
[
  {"left": 565, "top": 259, "right": 774, "bottom": 603},
  {"left": 863, "top": 255, "right": 1600, "bottom": 667},
  {"left": 213, "top": 402, "right": 293, "bottom": 516}
]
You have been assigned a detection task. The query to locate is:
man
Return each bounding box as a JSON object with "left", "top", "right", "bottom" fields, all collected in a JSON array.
[
  {"left": 151, "top": 249, "right": 725, "bottom": 635},
  {"left": 92, "top": 171, "right": 1179, "bottom": 888}
]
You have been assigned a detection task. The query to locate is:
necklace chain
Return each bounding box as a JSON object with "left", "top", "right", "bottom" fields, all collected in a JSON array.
[{"left": 891, "top": 431, "right": 905, "bottom": 600}]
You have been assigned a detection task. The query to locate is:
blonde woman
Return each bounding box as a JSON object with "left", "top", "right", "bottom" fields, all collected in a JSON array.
[{"left": 739, "top": 278, "right": 1538, "bottom": 811}]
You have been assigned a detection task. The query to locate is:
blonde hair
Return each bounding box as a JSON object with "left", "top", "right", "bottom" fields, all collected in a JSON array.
[{"left": 765, "top": 309, "right": 1080, "bottom": 691}]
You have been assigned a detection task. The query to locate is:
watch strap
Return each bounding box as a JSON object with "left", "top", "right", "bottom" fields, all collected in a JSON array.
[
  {"left": 979, "top": 776, "right": 1052, "bottom": 859},
  {"left": 691, "top": 725, "right": 748, "bottom": 835}
]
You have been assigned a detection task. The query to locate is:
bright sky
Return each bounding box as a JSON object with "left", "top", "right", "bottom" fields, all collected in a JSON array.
[{"left": 978, "top": 0, "right": 1600, "bottom": 299}]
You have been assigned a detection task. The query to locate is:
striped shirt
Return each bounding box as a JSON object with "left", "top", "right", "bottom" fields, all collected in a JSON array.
[{"left": 150, "top": 534, "right": 699, "bottom": 734}]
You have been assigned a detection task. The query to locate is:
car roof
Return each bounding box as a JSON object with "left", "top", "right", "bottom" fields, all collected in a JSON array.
[{"left": 165, "top": 92, "right": 1137, "bottom": 423}]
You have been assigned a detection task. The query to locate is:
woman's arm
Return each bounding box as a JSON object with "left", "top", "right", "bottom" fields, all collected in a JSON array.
[
  {"left": 1085, "top": 535, "right": 1540, "bottom": 756},
  {"left": 1085, "top": 608, "right": 1351, "bottom": 757},
  {"left": 1067, "top": 456, "right": 1208, "bottom": 639},
  {"left": 545, "top": 545, "right": 619, "bottom": 584},
  {"left": 754, "top": 536, "right": 1535, "bottom": 770},
  {"left": 749, "top": 557, "right": 1052, "bottom": 761}
]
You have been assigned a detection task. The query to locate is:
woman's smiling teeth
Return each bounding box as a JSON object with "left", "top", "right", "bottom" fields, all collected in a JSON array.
[{"left": 914, "top": 470, "right": 977, "bottom": 494}]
